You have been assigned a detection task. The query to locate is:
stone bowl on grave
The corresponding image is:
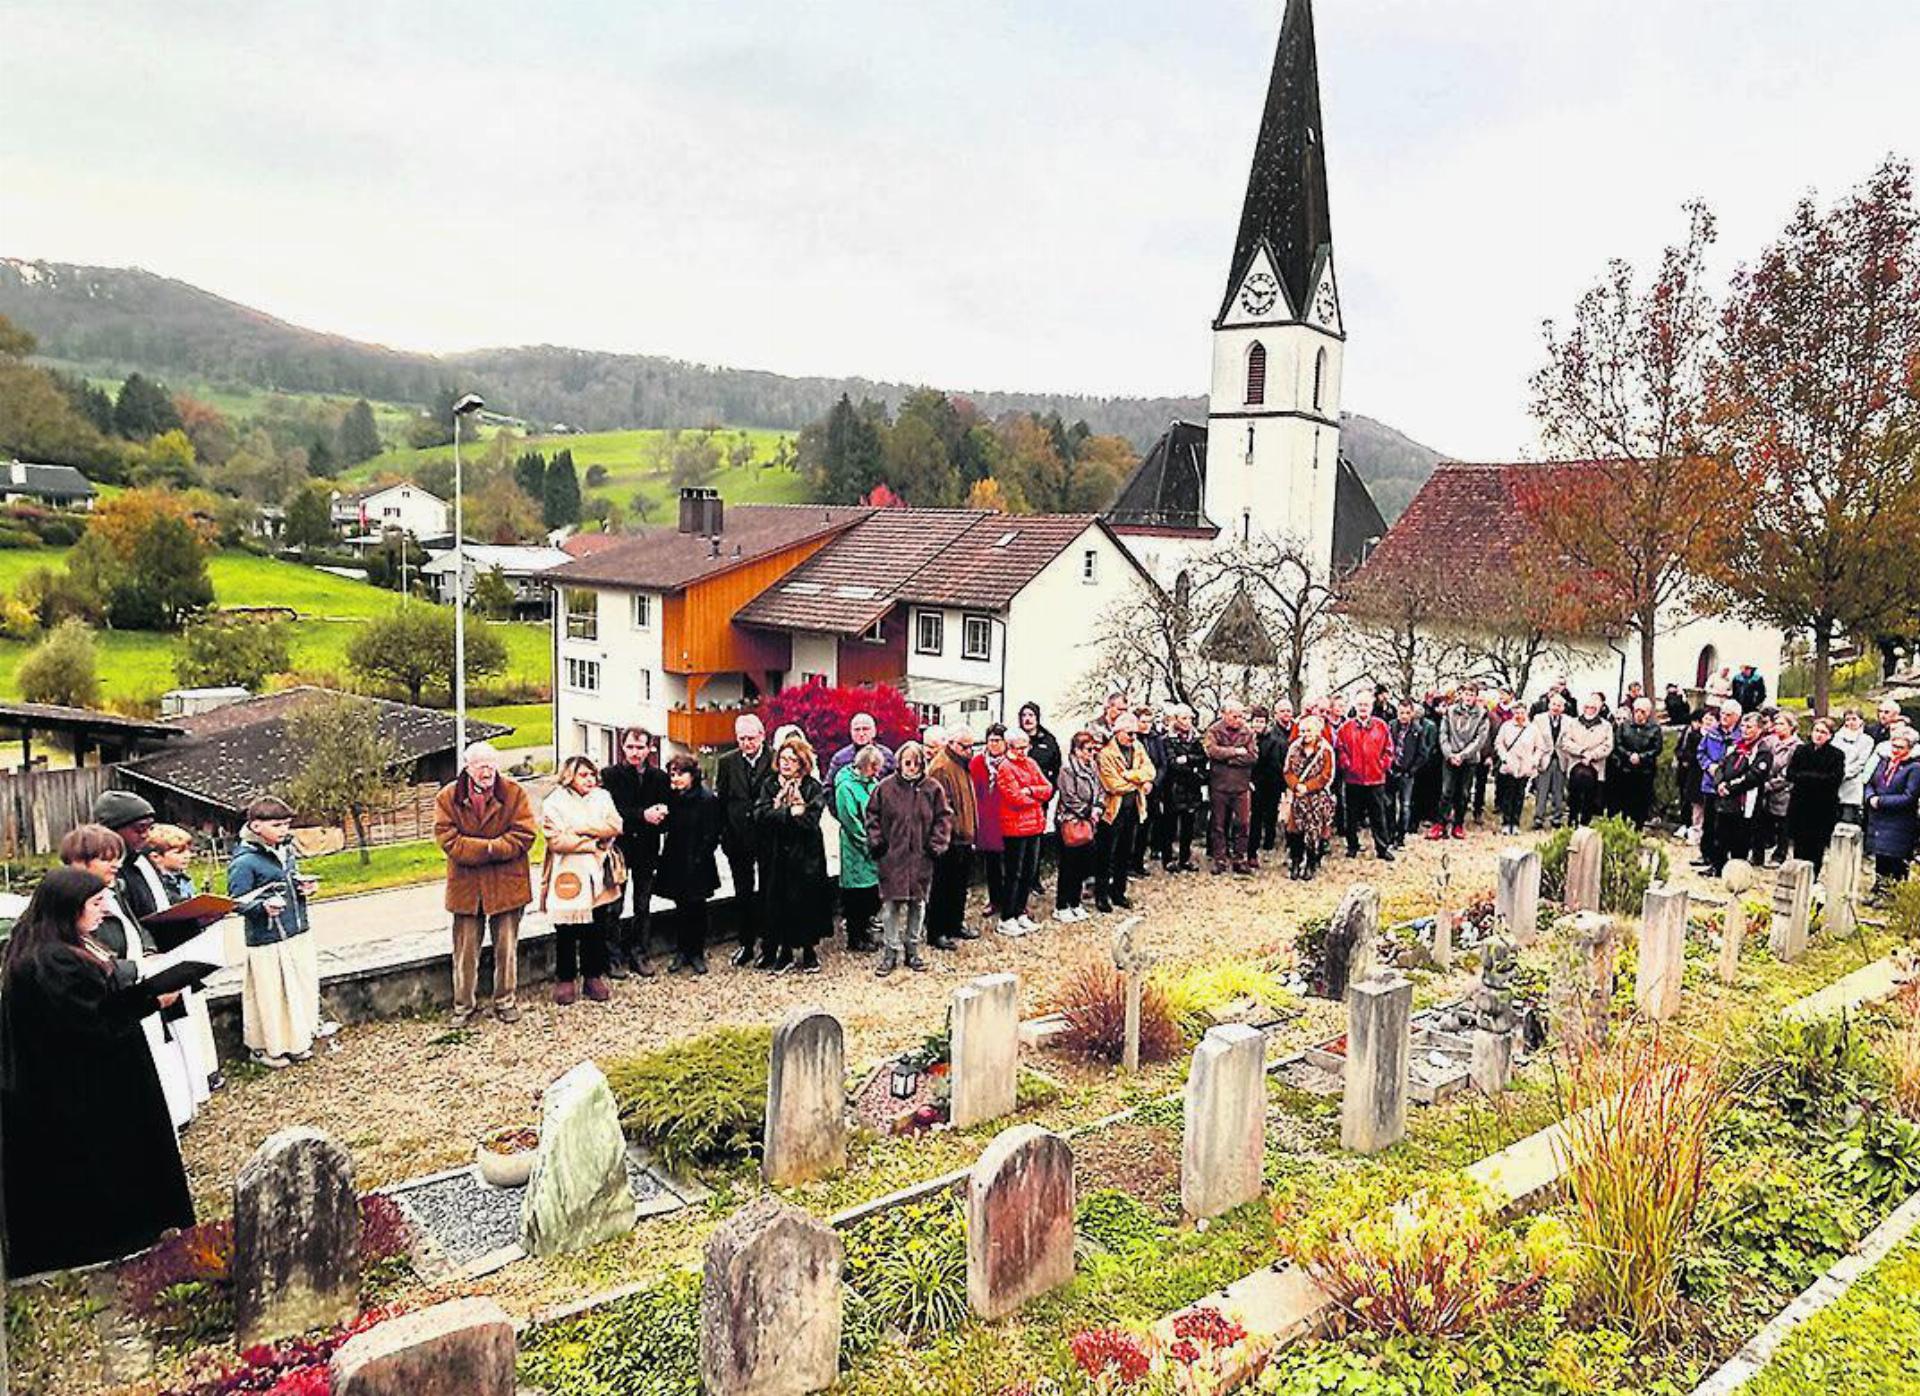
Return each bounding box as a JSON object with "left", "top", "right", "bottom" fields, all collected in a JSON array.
[
  {"left": 1723, "top": 859, "right": 1756, "bottom": 895},
  {"left": 475, "top": 1128, "right": 539, "bottom": 1189}
]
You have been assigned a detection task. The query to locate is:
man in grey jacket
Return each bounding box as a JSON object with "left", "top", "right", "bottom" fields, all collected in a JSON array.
[{"left": 1434, "top": 681, "right": 1490, "bottom": 840}]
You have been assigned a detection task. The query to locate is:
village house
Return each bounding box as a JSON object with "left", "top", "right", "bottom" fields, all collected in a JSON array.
[
  {"left": 330, "top": 481, "right": 450, "bottom": 541},
  {"left": 419, "top": 542, "right": 572, "bottom": 619},
  {"left": 1, "top": 459, "right": 97, "bottom": 510}
]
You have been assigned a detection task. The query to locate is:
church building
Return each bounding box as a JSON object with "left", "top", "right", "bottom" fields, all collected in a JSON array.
[{"left": 1106, "top": 0, "right": 1386, "bottom": 591}]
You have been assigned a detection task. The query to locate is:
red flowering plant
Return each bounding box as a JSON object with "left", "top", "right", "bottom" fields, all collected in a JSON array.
[
  {"left": 759, "top": 681, "right": 920, "bottom": 763},
  {"left": 164, "top": 1304, "right": 400, "bottom": 1396},
  {"left": 1069, "top": 1326, "right": 1154, "bottom": 1390}
]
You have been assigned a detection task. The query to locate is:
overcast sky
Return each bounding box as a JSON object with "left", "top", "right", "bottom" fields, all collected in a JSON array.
[{"left": 6, "top": 0, "right": 1915, "bottom": 456}]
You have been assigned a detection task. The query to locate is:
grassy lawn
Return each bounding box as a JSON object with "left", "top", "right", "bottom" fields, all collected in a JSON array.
[
  {"left": 0, "top": 548, "right": 406, "bottom": 619},
  {"left": 207, "top": 837, "right": 451, "bottom": 901},
  {"left": 1746, "top": 1233, "right": 1920, "bottom": 1394},
  {"left": 472, "top": 701, "right": 553, "bottom": 751}
]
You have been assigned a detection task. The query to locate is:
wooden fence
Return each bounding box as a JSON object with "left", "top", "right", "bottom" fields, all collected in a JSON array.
[{"left": 0, "top": 765, "right": 118, "bottom": 859}]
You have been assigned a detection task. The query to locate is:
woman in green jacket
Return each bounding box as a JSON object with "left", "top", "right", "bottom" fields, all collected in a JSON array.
[{"left": 835, "top": 745, "right": 884, "bottom": 953}]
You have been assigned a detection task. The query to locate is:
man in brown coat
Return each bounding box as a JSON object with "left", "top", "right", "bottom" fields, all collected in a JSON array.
[
  {"left": 433, "top": 741, "right": 538, "bottom": 1026},
  {"left": 1204, "top": 697, "right": 1260, "bottom": 875},
  {"left": 925, "top": 726, "right": 981, "bottom": 949}
]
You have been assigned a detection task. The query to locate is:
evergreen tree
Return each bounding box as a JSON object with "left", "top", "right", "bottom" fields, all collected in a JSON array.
[
  {"left": 543, "top": 447, "right": 582, "bottom": 528},
  {"left": 819, "top": 394, "right": 886, "bottom": 503},
  {"left": 284, "top": 484, "right": 335, "bottom": 549},
  {"left": 307, "top": 433, "right": 337, "bottom": 477},
  {"left": 336, "top": 399, "right": 383, "bottom": 464},
  {"left": 112, "top": 372, "right": 181, "bottom": 439},
  {"left": 513, "top": 450, "right": 548, "bottom": 501}
]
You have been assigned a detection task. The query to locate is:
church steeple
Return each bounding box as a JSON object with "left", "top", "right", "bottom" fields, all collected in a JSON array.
[{"left": 1216, "top": 0, "right": 1333, "bottom": 327}]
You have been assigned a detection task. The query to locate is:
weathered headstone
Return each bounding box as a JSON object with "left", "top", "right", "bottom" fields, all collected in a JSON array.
[
  {"left": 1323, "top": 884, "right": 1380, "bottom": 1000},
  {"left": 1636, "top": 886, "right": 1688, "bottom": 1022},
  {"left": 1715, "top": 898, "right": 1748, "bottom": 984},
  {"left": 950, "top": 974, "right": 1020, "bottom": 1128},
  {"left": 233, "top": 1126, "right": 361, "bottom": 1345},
  {"left": 1469, "top": 1029, "right": 1512, "bottom": 1095},
  {"left": 331, "top": 1299, "right": 516, "bottom": 1396},
  {"left": 1549, "top": 912, "right": 1616, "bottom": 1048},
  {"left": 1564, "top": 828, "right": 1603, "bottom": 914},
  {"left": 762, "top": 1007, "right": 847, "bottom": 1187},
  {"left": 1180, "top": 1024, "right": 1267, "bottom": 1220},
  {"left": 1770, "top": 859, "right": 1815, "bottom": 962},
  {"left": 1341, "top": 973, "right": 1412, "bottom": 1154},
  {"left": 1827, "top": 823, "right": 1865, "bottom": 939},
  {"left": 966, "top": 1124, "right": 1076, "bottom": 1318},
  {"left": 699, "top": 1199, "right": 843, "bottom": 1396},
  {"left": 1112, "top": 918, "right": 1154, "bottom": 1073},
  {"left": 1496, "top": 848, "right": 1541, "bottom": 947},
  {"left": 521, "top": 1061, "right": 637, "bottom": 1257},
  {"left": 1429, "top": 849, "right": 1456, "bottom": 970}
]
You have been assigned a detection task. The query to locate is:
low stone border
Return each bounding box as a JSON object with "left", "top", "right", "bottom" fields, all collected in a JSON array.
[{"left": 1688, "top": 1186, "right": 1920, "bottom": 1395}]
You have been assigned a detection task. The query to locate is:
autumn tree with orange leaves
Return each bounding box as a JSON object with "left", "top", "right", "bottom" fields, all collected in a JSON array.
[
  {"left": 1711, "top": 158, "right": 1920, "bottom": 712},
  {"left": 1520, "top": 202, "right": 1733, "bottom": 699}
]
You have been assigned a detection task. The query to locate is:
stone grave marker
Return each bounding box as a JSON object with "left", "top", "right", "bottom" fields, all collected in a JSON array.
[
  {"left": 521, "top": 1061, "right": 637, "bottom": 1257},
  {"left": 1715, "top": 896, "right": 1748, "bottom": 985},
  {"left": 1111, "top": 917, "right": 1154, "bottom": 1072},
  {"left": 1431, "top": 850, "right": 1456, "bottom": 970},
  {"left": 1180, "top": 1024, "right": 1267, "bottom": 1220},
  {"left": 1564, "top": 828, "right": 1603, "bottom": 913},
  {"left": 1637, "top": 886, "right": 1688, "bottom": 1022},
  {"left": 951, "top": 973, "right": 1020, "bottom": 1128},
  {"left": 1324, "top": 884, "right": 1380, "bottom": 1000},
  {"left": 1496, "top": 847, "right": 1541, "bottom": 947},
  {"left": 967, "top": 1124, "right": 1076, "bottom": 1319},
  {"left": 699, "top": 1199, "right": 843, "bottom": 1396},
  {"left": 1770, "top": 859, "right": 1815, "bottom": 962},
  {"left": 1469, "top": 1029, "right": 1512, "bottom": 1095},
  {"left": 1549, "top": 912, "right": 1616, "bottom": 1048},
  {"left": 762, "top": 1007, "right": 847, "bottom": 1187},
  {"left": 233, "top": 1126, "right": 361, "bottom": 1346},
  {"left": 1828, "top": 823, "right": 1865, "bottom": 939},
  {"left": 1341, "top": 973, "right": 1412, "bottom": 1154},
  {"left": 331, "top": 1298, "right": 517, "bottom": 1396}
]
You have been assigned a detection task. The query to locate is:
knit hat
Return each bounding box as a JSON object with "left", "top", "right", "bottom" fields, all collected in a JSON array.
[{"left": 93, "top": 789, "right": 157, "bottom": 830}]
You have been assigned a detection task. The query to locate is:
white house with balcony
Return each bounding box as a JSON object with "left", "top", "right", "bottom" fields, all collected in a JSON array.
[{"left": 332, "top": 482, "right": 451, "bottom": 540}]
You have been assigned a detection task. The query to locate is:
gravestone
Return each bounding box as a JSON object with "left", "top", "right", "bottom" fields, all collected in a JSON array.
[
  {"left": 762, "top": 1007, "right": 847, "bottom": 1187},
  {"left": 950, "top": 974, "right": 1020, "bottom": 1128},
  {"left": 1637, "top": 887, "right": 1688, "bottom": 1022},
  {"left": 1111, "top": 918, "right": 1154, "bottom": 1072},
  {"left": 1715, "top": 897, "right": 1748, "bottom": 984},
  {"left": 1323, "top": 884, "right": 1380, "bottom": 1000},
  {"left": 1564, "top": 828, "right": 1603, "bottom": 914},
  {"left": 699, "top": 1199, "right": 842, "bottom": 1396},
  {"left": 1770, "top": 859, "right": 1815, "bottom": 962},
  {"left": 521, "top": 1061, "right": 637, "bottom": 1257},
  {"left": 233, "top": 1126, "right": 361, "bottom": 1346},
  {"left": 1341, "top": 973, "right": 1412, "bottom": 1154},
  {"left": 1469, "top": 1029, "right": 1512, "bottom": 1095},
  {"left": 967, "top": 1124, "right": 1076, "bottom": 1318},
  {"left": 1180, "top": 1024, "right": 1267, "bottom": 1220},
  {"left": 331, "top": 1298, "right": 516, "bottom": 1396},
  {"left": 1549, "top": 912, "right": 1616, "bottom": 1048},
  {"left": 1496, "top": 848, "right": 1541, "bottom": 947},
  {"left": 1431, "top": 850, "right": 1456, "bottom": 970},
  {"left": 1828, "top": 824, "right": 1865, "bottom": 939}
]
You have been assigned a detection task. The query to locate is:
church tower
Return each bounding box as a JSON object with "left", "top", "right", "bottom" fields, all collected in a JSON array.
[{"left": 1206, "top": 0, "right": 1342, "bottom": 579}]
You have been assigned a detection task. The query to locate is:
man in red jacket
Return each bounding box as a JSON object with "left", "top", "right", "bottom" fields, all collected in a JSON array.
[{"left": 1335, "top": 692, "right": 1397, "bottom": 862}]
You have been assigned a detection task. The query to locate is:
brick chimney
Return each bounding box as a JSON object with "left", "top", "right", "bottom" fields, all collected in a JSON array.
[{"left": 677, "top": 486, "right": 723, "bottom": 537}]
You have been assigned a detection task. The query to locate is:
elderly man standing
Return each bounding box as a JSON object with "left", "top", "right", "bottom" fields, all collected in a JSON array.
[
  {"left": 925, "top": 726, "right": 980, "bottom": 949},
  {"left": 715, "top": 713, "right": 773, "bottom": 968},
  {"left": 433, "top": 741, "right": 538, "bottom": 1027},
  {"left": 1204, "top": 698, "right": 1259, "bottom": 875},
  {"left": 827, "top": 711, "right": 896, "bottom": 786}
]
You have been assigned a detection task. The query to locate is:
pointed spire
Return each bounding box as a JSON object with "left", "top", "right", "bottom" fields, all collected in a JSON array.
[{"left": 1217, "top": 0, "right": 1333, "bottom": 325}]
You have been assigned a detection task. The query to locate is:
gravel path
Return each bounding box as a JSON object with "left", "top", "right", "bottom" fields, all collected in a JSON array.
[{"left": 180, "top": 823, "right": 1693, "bottom": 1205}]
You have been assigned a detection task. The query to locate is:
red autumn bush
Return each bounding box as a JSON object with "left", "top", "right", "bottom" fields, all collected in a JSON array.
[
  {"left": 759, "top": 680, "right": 919, "bottom": 761},
  {"left": 1047, "top": 956, "right": 1185, "bottom": 1065}
]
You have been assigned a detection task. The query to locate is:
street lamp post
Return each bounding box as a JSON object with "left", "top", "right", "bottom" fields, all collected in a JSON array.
[{"left": 450, "top": 393, "right": 485, "bottom": 757}]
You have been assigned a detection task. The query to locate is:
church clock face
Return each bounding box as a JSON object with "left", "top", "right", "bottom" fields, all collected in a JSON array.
[
  {"left": 1312, "top": 277, "right": 1337, "bottom": 326},
  {"left": 1239, "top": 271, "right": 1279, "bottom": 317}
]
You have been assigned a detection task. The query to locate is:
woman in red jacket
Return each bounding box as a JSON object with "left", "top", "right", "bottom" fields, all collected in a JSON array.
[{"left": 995, "top": 729, "right": 1056, "bottom": 936}]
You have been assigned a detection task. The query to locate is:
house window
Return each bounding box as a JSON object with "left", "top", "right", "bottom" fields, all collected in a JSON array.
[
  {"left": 564, "top": 589, "right": 598, "bottom": 641},
  {"left": 1313, "top": 347, "right": 1328, "bottom": 412},
  {"left": 564, "top": 657, "right": 602, "bottom": 692},
  {"left": 1246, "top": 341, "right": 1267, "bottom": 406},
  {"left": 913, "top": 702, "right": 942, "bottom": 728},
  {"left": 959, "top": 696, "right": 991, "bottom": 717},
  {"left": 382, "top": 506, "right": 400, "bottom": 519},
  {"left": 1081, "top": 548, "right": 1098, "bottom": 584},
  {"left": 962, "top": 615, "right": 992, "bottom": 662},
  {"left": 637, "top": 668, "right": 652, "bottom": 701},
  {"left": 631, "top": 593, "right": 652, "bottom": 629},
  {"left": 915, "top": 610, "right": 944, "bottom": 655},
  {"left": 802, "top": 671, "right": 828, "bottom": 687},
  {"left": 861, "top": 618, "right": 886, "bottom": 645}
]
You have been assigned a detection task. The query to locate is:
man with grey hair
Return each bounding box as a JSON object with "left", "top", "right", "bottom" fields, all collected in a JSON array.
[
  {"left": 827, "top": 710, "right": 896, "bottom": 785},
  {"left": 433, "top": 740, "right": 538, "bottom": 1027},
  {"left": 715, "top": 713, "right": 773, "bottom": 967}
]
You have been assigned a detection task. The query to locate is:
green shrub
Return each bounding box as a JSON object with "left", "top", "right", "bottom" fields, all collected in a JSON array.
[
  {"left": 842, "top": 1195, "right": 968, "bottom": 1339},
  {"left": 1747, "top": 1013, "right": 1888, "bottom": 1130},
  {"left": 1538, "top": 815, "right": 1668, "bottom": 914},
  {"left": 601, "top": 1026, "right": 771, "bottom": 1172},
  {"left": 1076, "top": 1189, "right": 1162, "bottom": 1254},
  {"left": 517, "top": 1272, "right": 699, "bottom": 1396},
  {"left": 1703, "top": 1155, "right": 1865, "bottom": 1291},
  {"left": 1829, "top": 1108, "right": 1920, "bottom": 1208}
]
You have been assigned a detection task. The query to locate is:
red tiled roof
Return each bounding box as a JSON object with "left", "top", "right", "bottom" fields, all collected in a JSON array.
[
  {"left": 544, "top": 504, "right": 872, "bottom": 592},
  {"left": 734, "top": 510, "right": 988, "bottom": 633},
  {"left": 1343, "top": 460, "right": 1602, "bottom": 616},
  {"left": 560, "top": 533, "right": 624, "bottom": 559},
  {"left": 901, "top": 513, "right": 1109, "bottom": 612}
]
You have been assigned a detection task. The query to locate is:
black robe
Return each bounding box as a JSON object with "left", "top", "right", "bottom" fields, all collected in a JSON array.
[
  {"left": 1, "top": 945, "right": 194, "bottom": 1276},
  {"left": 1786, "top": 740, "right": 1845, "bottom": 850},
  {"left": 600, "top": 760, "right": 673, "bottom": 877},
  {"left": 753, "top": 775, "right": 830, "bottom": 948}
]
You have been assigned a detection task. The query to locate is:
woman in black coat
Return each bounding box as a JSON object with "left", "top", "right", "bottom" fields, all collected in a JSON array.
[
  {"left": 1, "top": 868, "right": 195, "bottom": 1276},
  {"left": 1017, "top": 703, "right": 1062, "bottom": 784},
  {"left": 753, "top": 735, "right": 832, "bottom": 973},
  {"left": 653, "top": 755, "right": 723, "bottom": 976},
  {"left": 1711, "top": 712, "right": 1773, "bottom": 874},
  {"left": 600, "top": 727, "right": 673, "bottom": 978},
  {"left": 1786, "top": 717, "right": 1845, "bottom": 874}
]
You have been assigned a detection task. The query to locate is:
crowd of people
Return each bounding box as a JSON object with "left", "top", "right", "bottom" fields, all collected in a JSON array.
[{"left": 6, "top": 658, "right": 1915, "bottom": 1278}]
